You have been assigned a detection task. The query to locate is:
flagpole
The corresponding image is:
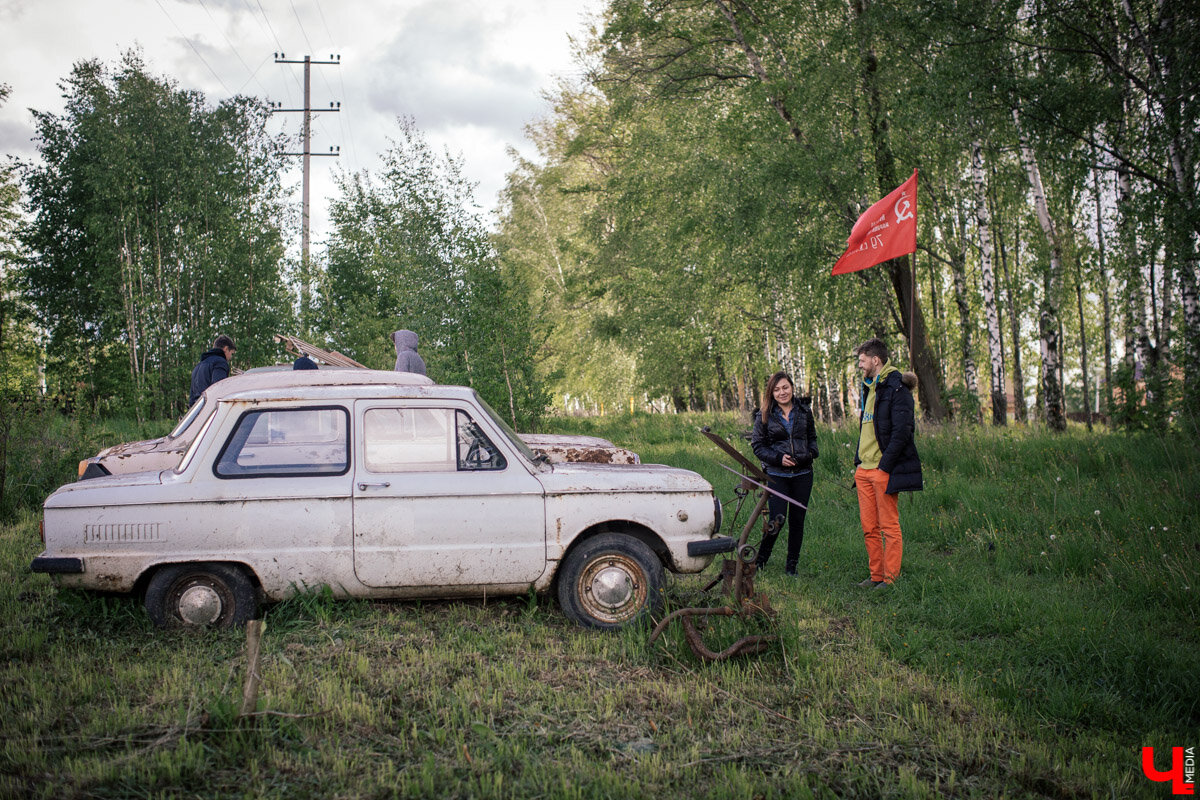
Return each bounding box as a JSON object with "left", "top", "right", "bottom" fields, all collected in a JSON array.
[{"left": 910, "top": 251, "right": 916, "bottom": 372}]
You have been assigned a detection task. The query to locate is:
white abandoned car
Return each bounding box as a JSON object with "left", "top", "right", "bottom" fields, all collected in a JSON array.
[{"left": 33, "top": 369, "right": 732, "bottom": 630}]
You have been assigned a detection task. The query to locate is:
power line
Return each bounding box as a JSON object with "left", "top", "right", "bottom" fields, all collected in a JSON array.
[
  {"left": 289, "top": 0, "right": 317, "bottom": 56},
  {"left": 296, "top": 0, "right": 359, "bottom": 169},
  {"left": 194, "top": 0, "right": 272, "bottom": 98},
  {"left": 235, "top": 53, "right": 274, "bottom": 95},
  {"left": 250, "top": 0, "right": 304, "bottom": 101},
  {"left": 152, "top": 0, "right": 234, "bottom": 96}
]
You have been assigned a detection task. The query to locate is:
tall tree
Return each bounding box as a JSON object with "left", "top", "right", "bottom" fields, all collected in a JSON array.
[
  {"left": 20, "top": 53, "right": 292, "bottom": 418},
  {"left": 592, "top": 0, "right": 948, "bottom": 418},
  {"left": 971, "top": 140, "right": 1007, "bottom": 424},
  {"left": 1013, "top": 108, "right": 1068, "bottom": 430}
]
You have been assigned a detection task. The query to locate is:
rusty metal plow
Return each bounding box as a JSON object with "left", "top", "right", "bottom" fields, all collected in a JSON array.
[{"left": 648, "top": 427, "right": 781, "bottom": 661}]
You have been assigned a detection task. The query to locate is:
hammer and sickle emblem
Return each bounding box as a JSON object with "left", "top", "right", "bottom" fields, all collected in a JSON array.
[{"left": 894, "top": 194, "right": 914, "bottom": 223}]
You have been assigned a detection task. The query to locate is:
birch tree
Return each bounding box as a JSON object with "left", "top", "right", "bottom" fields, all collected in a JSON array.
[
  {"left": 1013, "top": 108, "right": 1067, "bottom": 431},
  {"left": 971, "top": 140, "right": 1007, "bottom": 424}
]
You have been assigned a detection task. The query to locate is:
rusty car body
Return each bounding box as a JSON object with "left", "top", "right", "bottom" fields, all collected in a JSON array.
[{"left": 33, "top": 369, "right": 731, "bottom": 630}]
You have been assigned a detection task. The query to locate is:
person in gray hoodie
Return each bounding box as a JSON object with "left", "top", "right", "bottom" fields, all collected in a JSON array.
[{"left": 392, "top": 329, "right": 427, "bottom": 375}]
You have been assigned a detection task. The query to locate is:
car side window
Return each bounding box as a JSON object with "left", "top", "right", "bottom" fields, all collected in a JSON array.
[
  {"left": 215, "top": 407, "right": 349, "bottom": 478},
  {"left": 364, "top": 408, "right": 456, "bottom": 472},
  {"left": 362, "top": 408, "right": 506, "bottom": 473}
]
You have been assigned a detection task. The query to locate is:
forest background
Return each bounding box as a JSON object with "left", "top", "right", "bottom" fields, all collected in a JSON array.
[{"left": 1, "top": 0, "right": 1197, "bottom": 447}]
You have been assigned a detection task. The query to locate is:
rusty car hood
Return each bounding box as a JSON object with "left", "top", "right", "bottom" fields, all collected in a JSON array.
[{"left": 518, "top": 434, "right": 640, "bottom": 465}]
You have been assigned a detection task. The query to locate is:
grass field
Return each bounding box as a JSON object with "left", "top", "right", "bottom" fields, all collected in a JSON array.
[{"left": 1, "top": 411, "right": 1196, "bottom": 798}]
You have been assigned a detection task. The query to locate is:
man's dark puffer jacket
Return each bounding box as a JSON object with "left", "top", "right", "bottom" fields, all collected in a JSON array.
[{"left": 855, "top": 370, "right": 923, "bottom": 494}]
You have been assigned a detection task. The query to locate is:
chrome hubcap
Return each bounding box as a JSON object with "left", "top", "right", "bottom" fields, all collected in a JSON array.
[
  {"left": 590, "top": 564, "right": 635, "bottom": 609},
  {"left": 178, "top": 584, "right": 222, "bottom": 625},
  {"left": 579, "top": 553, "right": 648, "bottom": 625}
]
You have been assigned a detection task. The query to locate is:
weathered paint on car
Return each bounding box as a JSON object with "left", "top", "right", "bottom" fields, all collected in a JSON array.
[{"left": 35, "top": 371, "right": 725, "bottom": 629}]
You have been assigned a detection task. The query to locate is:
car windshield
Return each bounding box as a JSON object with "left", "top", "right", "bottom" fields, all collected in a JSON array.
[
  {"left": 472, "top": 392, "right": 540, "bottom": 464},
  {"left": 169, "top": 397, "right": 206, "bottom": 439}
]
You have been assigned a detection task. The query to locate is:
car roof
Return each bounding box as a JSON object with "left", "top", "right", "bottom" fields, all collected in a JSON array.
[{"left": 200, "top": 367, "right": 434, "bottom": 404}]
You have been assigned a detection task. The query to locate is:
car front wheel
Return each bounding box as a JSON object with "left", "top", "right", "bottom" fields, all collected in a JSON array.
[
  {"left": 557, "top": 533, "right": 665, "bottom": 630},
  {"left": 145, "top": 563, "right": 258, "bottom": 629}
]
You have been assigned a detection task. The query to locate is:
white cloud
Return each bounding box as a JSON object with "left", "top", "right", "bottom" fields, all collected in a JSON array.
[{"left": 0, "top": 0, "right": 599, "bottom": 242}]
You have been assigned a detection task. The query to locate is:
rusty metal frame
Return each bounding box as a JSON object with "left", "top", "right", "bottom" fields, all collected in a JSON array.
[
  {"left": 273, "top": 334, "right": 368, "bottom": 369},
  {"left": 649, "top": 427, "right": 780, "bottom": 661}
]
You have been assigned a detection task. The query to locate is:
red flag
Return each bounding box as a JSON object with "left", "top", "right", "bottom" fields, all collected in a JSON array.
[{"left": 832, "top": 169, "right": 918, "bottom": 275}]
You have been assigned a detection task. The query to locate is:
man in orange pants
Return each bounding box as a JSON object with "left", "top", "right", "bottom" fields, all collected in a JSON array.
[{"left": 853, "top": 338, "right": 923, "bottom": 588}]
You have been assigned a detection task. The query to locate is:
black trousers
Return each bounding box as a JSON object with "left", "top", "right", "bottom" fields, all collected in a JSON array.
[{"left": 756, "top": 472, "right": 814, "bottom": 571}]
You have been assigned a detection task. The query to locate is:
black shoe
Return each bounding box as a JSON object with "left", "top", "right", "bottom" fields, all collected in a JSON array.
[
  {"left": 856, "top": 578, "right": 881, "bottom": 588},
  {"left": 784, "top": 569, "right": 798, "bottom": 578},
  {"left": 873, "top": 581, "right": 892, "bottom": 591}
]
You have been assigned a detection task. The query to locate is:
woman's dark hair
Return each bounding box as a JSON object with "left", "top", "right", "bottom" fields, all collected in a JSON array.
[{"left": 762, "top": 371, "right": 794, "bottom": 424}]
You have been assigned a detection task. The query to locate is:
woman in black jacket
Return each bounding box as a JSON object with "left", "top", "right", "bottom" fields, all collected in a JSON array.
[{"left": 750, "top": 371, "right": 818, "bottom": 576}]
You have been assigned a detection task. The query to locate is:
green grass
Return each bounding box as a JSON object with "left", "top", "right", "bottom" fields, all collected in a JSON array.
[{"left": 2, "top": 412, "right": 1196, "bottom": 798}]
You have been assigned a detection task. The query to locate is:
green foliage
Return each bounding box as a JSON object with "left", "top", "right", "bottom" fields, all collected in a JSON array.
[
  {"left": 493, "top": 0, "right": 1198, "bottom": 429},
  {"left": 18, "top": 52, "right": 293, "bottom": 420},
  {"left": 0, "top": 84, "right": 40, "bottom": 398},
  {"left": 321, "top": 119, "right": 549, "bottom": 428}
]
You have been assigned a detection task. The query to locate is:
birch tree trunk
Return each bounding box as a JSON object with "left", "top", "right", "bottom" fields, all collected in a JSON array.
[
  {"left": 1116, "top": 167, "right": 1155, "bottom": 382},
  {"left": 1073, "top": 259, "right": 1093, "bottom": 431},
  {"left": 1013, "top": 107, "right": 1066, "bottom": 431},
  {"left": 971, "top": 139, "right": 1006, "bottom": 425},
  {"left": 993, "top": 187, "right": 1028, "bottom": 423},
  {"left": 949, "top": 210, "right": 980, "bottom": 418},
  {"left": 1093, "top": 161, "right": 1114, "bottom": 419}
]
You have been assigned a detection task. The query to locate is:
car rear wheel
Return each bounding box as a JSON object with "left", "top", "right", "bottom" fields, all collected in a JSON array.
[
  {"left": 145, "top": 563, "right": 258, "bottom": 629},
  {"left": 557, "top": 533, "right": 664, "bottom": 630}
]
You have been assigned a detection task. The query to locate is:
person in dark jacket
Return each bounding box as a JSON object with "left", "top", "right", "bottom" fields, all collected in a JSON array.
[
  {"left": 852, "top": 338, "right": 922, "bottom": 589},
  {"left": 750, "top": 371, "right": 818, "bottom": 576},
  {"left": 189, "top": 335, "right": 236, "bottom": 406},
  {"left": 293, "top": 356, "right": 319, "bottom": 370},
  {"left": 392, "top": 329, "right": 427, "bottom": 376}
]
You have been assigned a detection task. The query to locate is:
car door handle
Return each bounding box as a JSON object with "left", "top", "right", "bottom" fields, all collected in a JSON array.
[{"left": 357, "top": 482, "right": 391, "bottom": 490}]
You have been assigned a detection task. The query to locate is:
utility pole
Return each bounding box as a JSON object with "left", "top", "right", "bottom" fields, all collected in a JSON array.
[{"left": 271, "top": 53, "right": 341, "bottom": 328}]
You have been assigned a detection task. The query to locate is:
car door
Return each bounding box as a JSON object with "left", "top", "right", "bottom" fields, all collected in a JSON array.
[
  {"left": 351, "top": 400, "right": 547, "bottom": 588},
  {"left": 200, "top": 403, "right": 356, "bottom": 593}
]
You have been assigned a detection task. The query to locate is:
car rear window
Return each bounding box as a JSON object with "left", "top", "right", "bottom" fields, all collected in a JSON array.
[{"left": 215, "top": 407, "right": 349, "bottom": 478}]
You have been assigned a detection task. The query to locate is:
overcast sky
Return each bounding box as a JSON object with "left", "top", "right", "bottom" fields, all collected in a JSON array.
[{"left": 0, "top": 0, "right": 600, "bottom": 247}]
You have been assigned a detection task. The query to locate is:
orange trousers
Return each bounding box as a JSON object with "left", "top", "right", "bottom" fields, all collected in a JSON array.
[{"left": 855, "top": 467, "right": 902, "bottom": 583}]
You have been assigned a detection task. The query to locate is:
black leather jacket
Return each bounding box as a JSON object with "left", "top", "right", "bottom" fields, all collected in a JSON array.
[{"left": 750, "top": 398, "right": 819, "bottom": 473}]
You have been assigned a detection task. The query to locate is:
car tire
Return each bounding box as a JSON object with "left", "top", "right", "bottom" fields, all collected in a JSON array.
[
  {"left": 145, "top": 563, "right": 258, "bottom": 629},
  {"left": 557, "top": 533, "right": 665, "bottom": 630}
]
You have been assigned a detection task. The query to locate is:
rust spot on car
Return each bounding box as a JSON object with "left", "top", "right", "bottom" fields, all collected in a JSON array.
[
  {"left": 567, "top": 447, "right": 614, "bottom": 464},
  {"left": 92, "top": 573, "right": 129, "bottom": 591}
]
